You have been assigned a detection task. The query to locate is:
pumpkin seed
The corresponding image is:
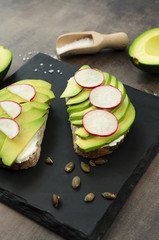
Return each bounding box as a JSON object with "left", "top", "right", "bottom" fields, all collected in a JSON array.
[
  {"left": 89, "top": 160, "right": 96, "bottom": 167},
  {"left": 72, "top": 176, "right": 80, "bottom": 189},
  {"left": 95, "top": 158, "right": 108, "bottom": 165},
  {"left": 102, "top": 192, "right": 116, "bottom": 200},
  {"left": 81, "top": 161, "right": 90, "bottom": 173},
  {"left": 52, "top": 194, "right": 60, "bottom": 207},
  {"left": 84, "top": 193, "right": 95, "bottom": 202},
  {"left": 45, "top": 157, "right": 53, "bottom": 164},
  {"left": 65, "top": 161, "right": 75, "bottom": 172},
  {"left": 144, "top": 88, "right": 157, "bottom": 96}
]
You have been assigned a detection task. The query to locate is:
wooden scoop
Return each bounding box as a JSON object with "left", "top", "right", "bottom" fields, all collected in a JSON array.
[{"left": 56, "top": 31, "right": 128, "bottom": 56}]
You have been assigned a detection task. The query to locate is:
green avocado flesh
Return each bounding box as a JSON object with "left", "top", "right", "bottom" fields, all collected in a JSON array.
[
  {"left": 0, "top": 46, "right": 12, "bottom": 81},
  {"left": 0, "top": 79, "right": 54, "bottom": 166},
  {"left": 61, "top": 66, "right": 136, "bottom": 152},
  {"left": 129, "top": 28, "right": 159, "bottom": 73}
]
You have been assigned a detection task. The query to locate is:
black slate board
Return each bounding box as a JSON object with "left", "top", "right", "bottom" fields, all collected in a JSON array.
[{"left": 0, "top": 53, "right": 159, "bottom": 240}]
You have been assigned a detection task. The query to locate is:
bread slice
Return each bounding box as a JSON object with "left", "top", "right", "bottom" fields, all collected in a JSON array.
[
  {"left": 62, "top": 66, "right": 135, "bottom": 159},
  {"left": 0, "top": 79, "right": 54, "bottom": 170}
]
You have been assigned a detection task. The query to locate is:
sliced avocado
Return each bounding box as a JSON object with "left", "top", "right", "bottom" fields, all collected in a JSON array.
[
  {"left": 129, "top": 28, "right": 159, "bottom": 73},
  {"left": 14, "top": 79, "right": 52, "bottom": 89},
  {"left": 66, "top": 88, "right": 91, "bottom": 105},
  {"left": 75, "top": 127, "right": 90, "bottom": 139},
  {"left": 21, "top": 101, "right": 49, "bottom": 111},
  {"left": 16, "top": 108, "right": 47, "bottom": 124},
  {"left": 109, "top": 75, "right": 118, "bottom": 87},
  {"left": 113, "top": 94, "right": 130, "bottom": 122},
  {"left": 0, "top": 46, "right": 12, "bottom": 81},
  {"left": 103, "top": 72, "right": 111, "bottom": 85},
  {"left": 71, "top": 119, "right": 83, "bottom": 126},
  {"left": 75, "top": 103, "right": 135, "bottom": 152},
  {"left": 0, "top": 131, "right": 6, "bottom": 155},
  {"left": 117, "top": 80, "right": 126, "bottom": 100},
  {"left": 34, "top": 86, "right": 55, "bottom": 100},
  {"left": 67, "top": 99, "right": 91, "bottom": 113},
  {"left": 0, "top": 117, "right": 46, "bottom": 166},
  {"left": 69, "top": 105, "right": 96, "bottom": 121},
  {"left": 60, "top": 77, "right": 83, "bottom": 98}
]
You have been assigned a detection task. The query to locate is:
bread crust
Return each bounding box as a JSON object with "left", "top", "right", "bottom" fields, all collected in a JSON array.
[
  {"left": 71, "top": 124, "right": 127, "bottom": 159},
  {"left": 0, "top": 115, "right": 48, "bottom": 170}
]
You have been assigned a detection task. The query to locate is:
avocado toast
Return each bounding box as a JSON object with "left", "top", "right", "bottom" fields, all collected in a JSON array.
[
  {"left": 0, "top": 79, "right": 55, "bottom": 170},
  {"left": 61, "top": 66, "right": 136, "bottom": 158}
]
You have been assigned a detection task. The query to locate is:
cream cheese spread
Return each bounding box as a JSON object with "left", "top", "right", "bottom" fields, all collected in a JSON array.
[{"left": 15, "top": 132, "right": 39, "bottom": 163}]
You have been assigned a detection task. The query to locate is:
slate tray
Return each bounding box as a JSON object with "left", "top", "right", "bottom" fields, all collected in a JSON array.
[{"left": 0, "top": 53, "right": 159, "bottom": 240}]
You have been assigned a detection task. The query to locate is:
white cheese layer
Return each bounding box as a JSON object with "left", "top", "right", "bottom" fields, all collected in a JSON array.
[{"left": 15, "top": 132, "right": 39, "bottom": 163}]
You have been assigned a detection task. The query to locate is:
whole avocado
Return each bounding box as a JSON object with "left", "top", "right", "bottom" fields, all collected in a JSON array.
[
  {"left": 129, "top": 28, "right": 159, "bottom": 74},
  {"left": 0, "top": 45, "right": 12, "bottom": 81}
]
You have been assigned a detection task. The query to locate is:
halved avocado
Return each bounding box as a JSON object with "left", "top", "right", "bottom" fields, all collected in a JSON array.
[
  {"left": 0, "top": 46, "right": 12, "bottom": 81},
  {"left": 129, "top": 28, "right": 159, "bottom": 73}
]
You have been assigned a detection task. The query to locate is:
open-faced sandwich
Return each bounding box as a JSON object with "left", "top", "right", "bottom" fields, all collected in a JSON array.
[
  {"left": 0, "top": 79, "right": 55, "bottom": 170},
  {"left": 61, "top": 66, "right": 135, "bottom": 158}
]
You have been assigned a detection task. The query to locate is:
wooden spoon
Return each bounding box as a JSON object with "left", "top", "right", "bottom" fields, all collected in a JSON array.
[{"left": 56, "top": 31, "right": 128, "bottom": 56}]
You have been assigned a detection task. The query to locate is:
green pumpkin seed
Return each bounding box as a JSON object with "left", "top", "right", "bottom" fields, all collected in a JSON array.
[
  {"left": 89, "top": 160, "right": 96, "bottom": 167},
  {"left": 52, "top": 194, "right": 60, "bottom": 207},
  {"left": 81, "top": 161, "right": 90, "bottom": 173},
  {"left": 102, "top": 192, "right": 116, "bottom": 200},
  {"left": 45, "top": 157, "right": 53, "bottom": 164},
  {"left": 65, "top": 161, "right": 75, "bottom": 172},
  {"left": 72, "top": 176, "right": 80, "bottom": 189},
  {"left": 144, "top": 88, "right": 157, "bottom": 96},
  {"left": 84, "top": 193, "right": 95, "bottom": 202},
  {"left": 94, "top": 158, "right": 108, "bottom": 165}
]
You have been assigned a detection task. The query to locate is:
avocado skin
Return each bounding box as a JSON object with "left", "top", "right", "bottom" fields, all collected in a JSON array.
[
  {"left": 0, "top": 46, "right": 12, "bottom": 81},
  {"left": 129, "top": 28, "right": 159, "bottom": 74},
  {"left": 129, "top": 56, "right": 159, "bottom": 74}
]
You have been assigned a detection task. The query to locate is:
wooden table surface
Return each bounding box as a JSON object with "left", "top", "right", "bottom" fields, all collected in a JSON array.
[{"left": 0, "top": 0, "right": 159, "bottom": 239}]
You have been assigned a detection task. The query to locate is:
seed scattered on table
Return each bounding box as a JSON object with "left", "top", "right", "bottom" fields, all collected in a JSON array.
[
  {"left": 84, "top": 193, "right": 95, "bottom": 202},
  {"left": 72, "top": 176, "right": 80, "bottom": 189},
  {"left": 95, "top": 158, "right": 108, "bottom": 165},
  {"left": 52, "top": 194, "right": 60, "bottom": 207},
  {"left": 65, "top": 161, "right": 75, "bottom": 172},
  {"left": 89, "top": 160, "right": 96, "bottom": 167},
  {"left": 45, "top": 157, "right": 53, "bottom": 165},
  {"left": 101, "top": 192, "right": 116, "bottom": 200},
  {"left": 81, "top": 161, "right": 90, "bottom": 173}
]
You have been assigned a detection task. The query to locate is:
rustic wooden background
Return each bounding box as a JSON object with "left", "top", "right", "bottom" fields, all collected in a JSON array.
[{"left": 0, "top": 0, "right": 159, "bottom": 239}]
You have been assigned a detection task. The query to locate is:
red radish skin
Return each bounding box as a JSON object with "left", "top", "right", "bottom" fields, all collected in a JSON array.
[
  {"left": 0, "top": 117, "right": 20, "bottom": 139},
  {"left": 74, "top": 68, "right": 104, "bottom": 88},
  {"left": 89, "top": 85, "right": 122, "bottom": 109},
  {"left": 0, "top": 100, "right": 22, "bottom": 119},
  {"left": 7, "top": 84, "right": 36, "bottom": 101},
  {"left": 82, "top": 109, "right": 118, "bottom": 137}
]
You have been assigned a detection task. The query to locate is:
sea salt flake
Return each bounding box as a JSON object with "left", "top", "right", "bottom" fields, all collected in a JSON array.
[
  {"left": 40, "top": 63, "right": 44, "bottom": 66},
  {"left": 44, "top": 71, "right": 47, "bottom": 74},
  {"left": 23, "top": 57, "right": 26, "bottom": 62},
  {"left": 48, "top": 69, "right": 54, "bottom": 73},
  {"left": 34, "top": 69, "right": 38, "bottom": 72},
  {"left": 57, "top": 69, "right": 60, "bottom": 73}
]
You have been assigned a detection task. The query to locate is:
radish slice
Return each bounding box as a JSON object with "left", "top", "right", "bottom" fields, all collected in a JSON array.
[
  {"left": 74, "top": 68, "right": 104, "bottom": 88},
  {"left": 7, "top": 84, "right": 36, "bottom": 101},
  {"left": 0, "top": 118, "right": 20, "bottom": 139},
  {"left": 83, "top": 109, "right": 118, "bottom": 137},
  {"left": 0, "top": 100, "right": 22, "bottom": 118},
  {"left": 89, "top": 85, "right": 122, "bottom": 109}
]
